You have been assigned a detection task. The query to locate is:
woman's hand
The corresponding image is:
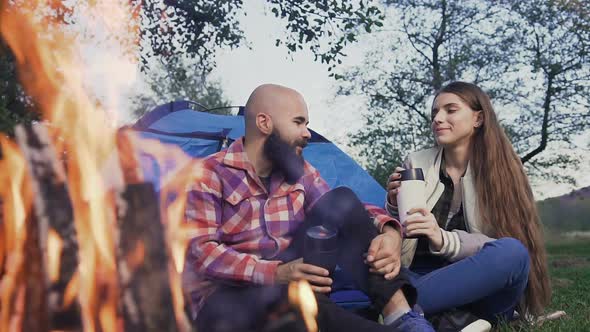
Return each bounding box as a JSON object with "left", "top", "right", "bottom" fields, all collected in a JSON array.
[
  {"left": 386, "top": 167, "right": 405, "bottom": 206},
  {"left": 403, "top": 207, "right": 444, "bottom": 251}
]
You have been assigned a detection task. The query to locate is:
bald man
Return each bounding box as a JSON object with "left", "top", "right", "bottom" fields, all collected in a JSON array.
[{"left": 182, "top": 84, "right": 434, "bottom": 332}]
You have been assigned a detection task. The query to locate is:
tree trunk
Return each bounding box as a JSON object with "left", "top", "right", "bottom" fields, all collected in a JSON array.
[{"left": 521, "top": 74, "right": 553, "bottom": 163}]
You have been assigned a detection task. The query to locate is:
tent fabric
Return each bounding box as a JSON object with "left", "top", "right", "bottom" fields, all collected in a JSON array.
[
  {"left": 134, "top": 101, "right": 386, "bottom": 207},
  {"left": 133, "top": 100, "right": 386, "bottom": 310}
]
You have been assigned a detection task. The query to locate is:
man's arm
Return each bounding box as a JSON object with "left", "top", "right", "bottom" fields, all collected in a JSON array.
[
  {"left": 184, "top": 164, "right": 281, "bottom": 285},
  {"left": 302, "top": 161, "right": 402, "bottom": 233},
  {"left": 364, "top": 205, "right": 403, "bottom": 280},
  {"left": 364, "top": 203, "right": 402, "bottom": 233},
  {"left": 302, "top": 162, "right": 403, "bottom": 278}
]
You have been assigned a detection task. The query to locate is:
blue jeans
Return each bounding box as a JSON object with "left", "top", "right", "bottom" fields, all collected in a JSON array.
[{"left": 406, "top": 237, "right": 530, "bottom": 322}]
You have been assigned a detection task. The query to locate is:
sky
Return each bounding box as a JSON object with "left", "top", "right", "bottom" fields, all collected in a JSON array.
[
  {"left": 58, "top": 0, "right": 588, "bottom": 200},
  {"left": 211, "top": 2, "right": 366, "bottom": 146},
  {"left": 209, "top": 2, "right": 590, "bottom": 200}
]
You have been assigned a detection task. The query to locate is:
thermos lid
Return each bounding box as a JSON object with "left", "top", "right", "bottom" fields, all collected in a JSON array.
[
  {"left": 399, "top": 168, "right": 424, "bottom": 181},
  {"left": 305, "top": 225, "right": 338, "bottom": 252}
]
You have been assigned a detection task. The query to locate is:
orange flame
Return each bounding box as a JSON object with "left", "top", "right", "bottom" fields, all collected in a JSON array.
[
  {"left": 289, "top": 280, "right": 319, "bottom": 332},
  {"left": 0, "top": 0, "right": 210, "bottom": 331},
  {"left": 125, "top": 241, "right": 146, "bottom": 272},
  {"left": 136, "top": 137, "right": 198, "bottom": 332},
  {"left": 0, "top": 1, "right": 140, "bottom": 331},
  {"left": 0, "top": 137, "right": 33, "bottom": 332},
  {"left": 63, "top": 271, "right": 79, "bottom": 310},
  {"left": 47, "top": 229, "right": 64, "bottom": 283},
  {"left": 0, "top": 1, "right": 200, "bottom": 331}
]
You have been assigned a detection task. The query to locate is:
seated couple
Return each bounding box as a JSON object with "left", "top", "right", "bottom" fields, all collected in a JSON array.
[{"left": 181, "top": 83, "right": 551, "bottom": 332}]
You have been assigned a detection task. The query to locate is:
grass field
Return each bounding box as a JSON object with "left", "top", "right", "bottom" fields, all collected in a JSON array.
[{"left": 496, "top": 237, "right": 590, "bottom": 331}]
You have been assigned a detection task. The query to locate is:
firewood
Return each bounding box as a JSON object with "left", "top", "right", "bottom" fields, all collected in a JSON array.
[
  {"left": 116, "top": 129, "right": 143, "bottom": 185},
  {"left": 14, "top": 124, "right": 79, "bottom": 331},
  {"left": 115, "top": 182, "right": 187, "bottom": 332},
  {"left": 0, "top": 197, "right": 4, "bottom": 278}
]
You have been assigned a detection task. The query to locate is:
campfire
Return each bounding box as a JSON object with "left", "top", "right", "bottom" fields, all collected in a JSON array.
[{"left": 0, "top": 1, "right": 318, "bottom": 332}]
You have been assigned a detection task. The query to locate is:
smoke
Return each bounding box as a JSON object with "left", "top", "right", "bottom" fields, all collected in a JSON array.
[{"left": 41, "top": 0, "right": 152, "bottom": 125}]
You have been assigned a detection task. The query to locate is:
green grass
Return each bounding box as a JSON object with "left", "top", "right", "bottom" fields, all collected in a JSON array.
[{"left": 495, "top": 238, "right": 590, "bottom": 331}]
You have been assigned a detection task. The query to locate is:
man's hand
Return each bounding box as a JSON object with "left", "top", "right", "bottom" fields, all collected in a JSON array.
[
  {"left": 404, "top": 207, "right": 443, "bottom": 251},
  {"left": 275, "top": 258, "right": 332, "bottom": 293},
  {"left": 365, "top": 225, "right": 402, "bottom": 280}
]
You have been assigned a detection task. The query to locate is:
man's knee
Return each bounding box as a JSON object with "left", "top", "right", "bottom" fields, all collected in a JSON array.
[{"left": 308, "top": 186, "right": 370, "bottom": 227}]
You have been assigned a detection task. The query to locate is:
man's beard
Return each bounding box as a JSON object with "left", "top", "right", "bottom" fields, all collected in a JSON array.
[{"left": 263, "top": 130, "right": 307, "bottom": 184}]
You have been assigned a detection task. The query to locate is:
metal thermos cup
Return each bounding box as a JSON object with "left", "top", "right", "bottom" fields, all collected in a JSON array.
[
  {"left": 303, "top": 225, "right": 338, "bottom": 275},
  {"left": 396, "top": 168, "right": 426, "bottom": 238}
]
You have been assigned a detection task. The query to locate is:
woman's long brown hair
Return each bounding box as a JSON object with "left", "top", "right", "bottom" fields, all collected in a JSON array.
[{"left": 434, "top": 82, "right": 551, "bottom": 316}]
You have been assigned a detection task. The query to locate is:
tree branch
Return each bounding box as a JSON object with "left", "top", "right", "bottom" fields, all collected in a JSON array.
[
  {"left": 521, "top": 75, "right": 554, "bottom": 163},
  {"left": 402, "top": 21, "right": 433, "bottom": 66},
  {"left": 431, "top": 0, "right": 448, "bottom": 90}
]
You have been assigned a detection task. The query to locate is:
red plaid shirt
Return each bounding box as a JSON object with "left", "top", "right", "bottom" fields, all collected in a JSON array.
[{"left": 182, "top": 138, "right": 398, "bottom": 316}]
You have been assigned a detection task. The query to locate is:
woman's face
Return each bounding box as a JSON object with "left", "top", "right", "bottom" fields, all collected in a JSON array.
[{"left": 431, "top": 93, "right": 482, "bottom": 147}]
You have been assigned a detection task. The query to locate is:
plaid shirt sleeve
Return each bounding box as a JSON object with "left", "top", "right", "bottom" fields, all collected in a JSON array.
[
  {"left": 364, "top": 203, "right": 401, "bottom": 233},
  {"left": 184, "top": 161, "right": 280, "bottom": 285},
  {"left": 303, "top": 162, "right": 401, "bottom": 233}
]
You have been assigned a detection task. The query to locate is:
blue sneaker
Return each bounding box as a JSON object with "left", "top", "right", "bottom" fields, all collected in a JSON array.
[{"left": 389, "top": 310, "right": 436, "bottom": 332}]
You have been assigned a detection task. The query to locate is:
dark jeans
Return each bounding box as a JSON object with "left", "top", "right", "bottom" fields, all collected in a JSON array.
[
  {"left": 196, "top": 187, "right": 415, "bottom": 332},
  {"left": 408, "top": 238, "right": 530, "bottom": 322}
]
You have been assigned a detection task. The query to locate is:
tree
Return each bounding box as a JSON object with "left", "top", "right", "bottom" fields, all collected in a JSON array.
[
  {"left": 338, "top": 0, "right": 512, "bottom": 184},
  {"left": 499, "top": 0, "right": 590, "bottom": 184},
  {"left": 142, "top": 0, "right": 384, "bottom": 74},
  {"left": 132, "top": 56, "right": 233, "bottom": 117},
  {"left": 339, "top": 0, "right": 590, "bottom": 187},
  {"left": 1, "top": 0, "right": 385, "bottom": 134},
  {"left": 139, "top": 0, "right": 245, "bottom": 75},
  {"left": 0, "top": 40, "right": 37, "bottom": 136}
]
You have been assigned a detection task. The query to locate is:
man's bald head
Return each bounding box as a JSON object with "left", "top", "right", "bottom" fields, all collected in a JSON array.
[
  {"left": 244, "top": 84, "right": 308, "bottom": 137},
  {"left": 242, "top": 84, "right": 311, "bottom": 181},
  {"left": 243, "top": 84, "right": 311, "bottom": 182}
]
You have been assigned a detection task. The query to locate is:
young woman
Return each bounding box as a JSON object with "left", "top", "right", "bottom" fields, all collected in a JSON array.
[{"left": 386, "top": 82, "right": 551, "bottom": 327}]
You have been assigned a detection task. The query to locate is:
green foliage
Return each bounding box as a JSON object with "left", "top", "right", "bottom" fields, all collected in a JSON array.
[
  {"left": 142, "top": 0, "right": 384, "bottom": 74},
  {"left": 1, "top": 0, "right": 383, "bottom": 133},
  {"left": 496, "top": 240, "right": 590, "bottom": 331},
  {"left": 132, "top": 56, "right": 232, "bottom": 118},
  {"left": 267, "top": 0, "right": 384, "bottom": 73},
  {"left": 0, "top": 40, "right": 38, "bottom": 136},
  {"left": 538, "top": 187, "right": 590, "bottom": 232},
  {"left": 140, "top": 0, "right": 245, "bottom": 75},
  {"left": 339, "top": 0, "right": 509, "bottom": 184}
]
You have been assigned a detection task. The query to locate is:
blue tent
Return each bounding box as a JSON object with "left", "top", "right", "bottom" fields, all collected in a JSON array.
[{"left": 133, "top": 100, "right": 386, "bottom": 314}]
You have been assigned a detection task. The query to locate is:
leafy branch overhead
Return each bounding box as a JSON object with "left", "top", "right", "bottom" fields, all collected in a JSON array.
[
  {"left": 267, "top": 0, "right": 384, "bottom": 73},
  {"left": 2, "top": 0, "right": 382, "bottom": 133},
  {"left": 143, "top": 0, "right": 384, "bottom": 74}
]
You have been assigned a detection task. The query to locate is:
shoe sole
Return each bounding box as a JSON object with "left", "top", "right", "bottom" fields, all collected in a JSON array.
[{"left": 460, "top": 319, "right": 492, "bottom": 332}]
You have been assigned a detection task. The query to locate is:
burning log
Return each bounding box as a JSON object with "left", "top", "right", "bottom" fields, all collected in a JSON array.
[
  {"left": 21, "top": 194, "right": 50, "bottom": 331},
  {"left": 115, "top": 182, "right": 183, "bottom": 332},
  {"left": 0, "top": 197, "right": 4, "bottom": 277},
  {"left": 2, "top": 124, "right": 193, "bottom": 332},
  {"left": 115, "top": 127, "right": 191, "bottom": 332},
  {"left": 13, "top": 124, "right": 79, "bottom": 331},
  {"left": 116, "top": 129, "right": 143, "bottom": 185}
]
